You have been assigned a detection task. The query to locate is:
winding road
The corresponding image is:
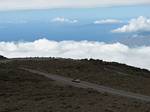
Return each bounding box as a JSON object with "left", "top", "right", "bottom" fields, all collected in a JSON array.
[{"left": 21, "top": 67, "right": 150, "bottom": 102}]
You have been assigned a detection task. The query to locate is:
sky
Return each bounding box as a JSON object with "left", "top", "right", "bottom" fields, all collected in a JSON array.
[{"left": 0, "top": 0, "right": 150, "bottom": 70}]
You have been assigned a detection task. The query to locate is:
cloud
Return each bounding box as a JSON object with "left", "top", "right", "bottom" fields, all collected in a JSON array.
[
  {"left": 51, "top": 17, "right": 78, "bottom": 23},
  {"left": 0, "top": 0, "right": 150, "bottom": 11},
  {"left": 94, "top": 19, "right": 122, "bottom": 24},
  {"left": 0, "top": 38, "right": 150, "bottom": 70},
  {"left": 112, "top": 16, "right": 150, "bottom": 33}
]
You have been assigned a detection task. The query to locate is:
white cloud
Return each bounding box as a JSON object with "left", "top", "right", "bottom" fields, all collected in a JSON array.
[
  {"left": 94, "top": 19, "right": 122, "bottom": 24},
  {"left": 0, "top": 0, "right": 150, "bottom": 11},
  {"left": 112, "top": 16, "right": 150, "bottom": 33},
  {"left": 0, "top": 38, "right": 150, "bottom": 70},
  {"left": 51, "top": 17, "right": 78, "bottom": 23}
]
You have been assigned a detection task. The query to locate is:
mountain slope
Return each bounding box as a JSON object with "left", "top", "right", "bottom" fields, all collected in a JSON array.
[
  {"left": 14, "top": 58, "right": 150, "bottom": 96},
  {"left": 0, "top": 55, "right": 7, "bottom": 60},
  {"left": 1, "top": 59, "right": 150, "bottom": 112}
]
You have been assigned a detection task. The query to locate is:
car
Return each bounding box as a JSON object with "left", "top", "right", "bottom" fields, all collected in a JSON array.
[{"left": 72, "top": 79, "right": 81, "bottom": 83}]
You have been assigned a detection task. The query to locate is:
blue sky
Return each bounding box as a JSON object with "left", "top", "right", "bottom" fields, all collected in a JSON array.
[
  {"left": 0, "top": 5, "right": 150, "bottom": 41},
  {"left": 0, "top": 5, "right": 150, "bottom": 21}
]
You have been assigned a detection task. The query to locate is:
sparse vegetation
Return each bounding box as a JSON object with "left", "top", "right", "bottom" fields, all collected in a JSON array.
[
  {"left": 14, "top": 57, "right": 150, "bottom": 95},
  {"left": 1, "top": 58, "right": 150, "bottom": 112}
]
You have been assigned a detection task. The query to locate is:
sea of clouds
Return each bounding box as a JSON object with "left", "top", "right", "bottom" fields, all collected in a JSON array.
[{"left": 0, "top": 38, "right": 150, "bottom": 70}]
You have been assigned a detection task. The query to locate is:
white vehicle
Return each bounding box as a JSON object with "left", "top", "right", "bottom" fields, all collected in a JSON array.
[{"left": 72, "top": 79, "right": 81, "bottom": 83}]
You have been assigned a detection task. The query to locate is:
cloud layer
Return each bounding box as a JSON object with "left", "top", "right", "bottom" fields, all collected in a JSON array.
[
  {"left": 0, "top": 0, "right": 150, "bottom": 11},
  {"left": 94, "top": 19, "right": 122, "bottom": 24},
  {"left": 112, "top": 16, "right": 150, "bottom": 33},
  {"left": 0, "top": 38, "right": 150, "bottom": 70},
  {"left": 51, "top": 17, "right": 78, "bottom": 23}
]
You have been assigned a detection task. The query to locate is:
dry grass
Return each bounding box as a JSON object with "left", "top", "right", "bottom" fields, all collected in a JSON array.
[
  {"left": 1, "top": 59, "right": 150, "bottom": 112},
  {"left": 14, "top": 58, "right": 150, "bottom": 95}
]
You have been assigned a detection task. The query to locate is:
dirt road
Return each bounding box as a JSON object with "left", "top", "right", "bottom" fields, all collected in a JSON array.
[{"left": 21, "top": 67, "right": 150, "bottom": 102}]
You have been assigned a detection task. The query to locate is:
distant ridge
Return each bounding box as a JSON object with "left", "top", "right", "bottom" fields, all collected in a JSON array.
[{"left": 0, "top": 55, "right": 7, "bottom": 60}]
